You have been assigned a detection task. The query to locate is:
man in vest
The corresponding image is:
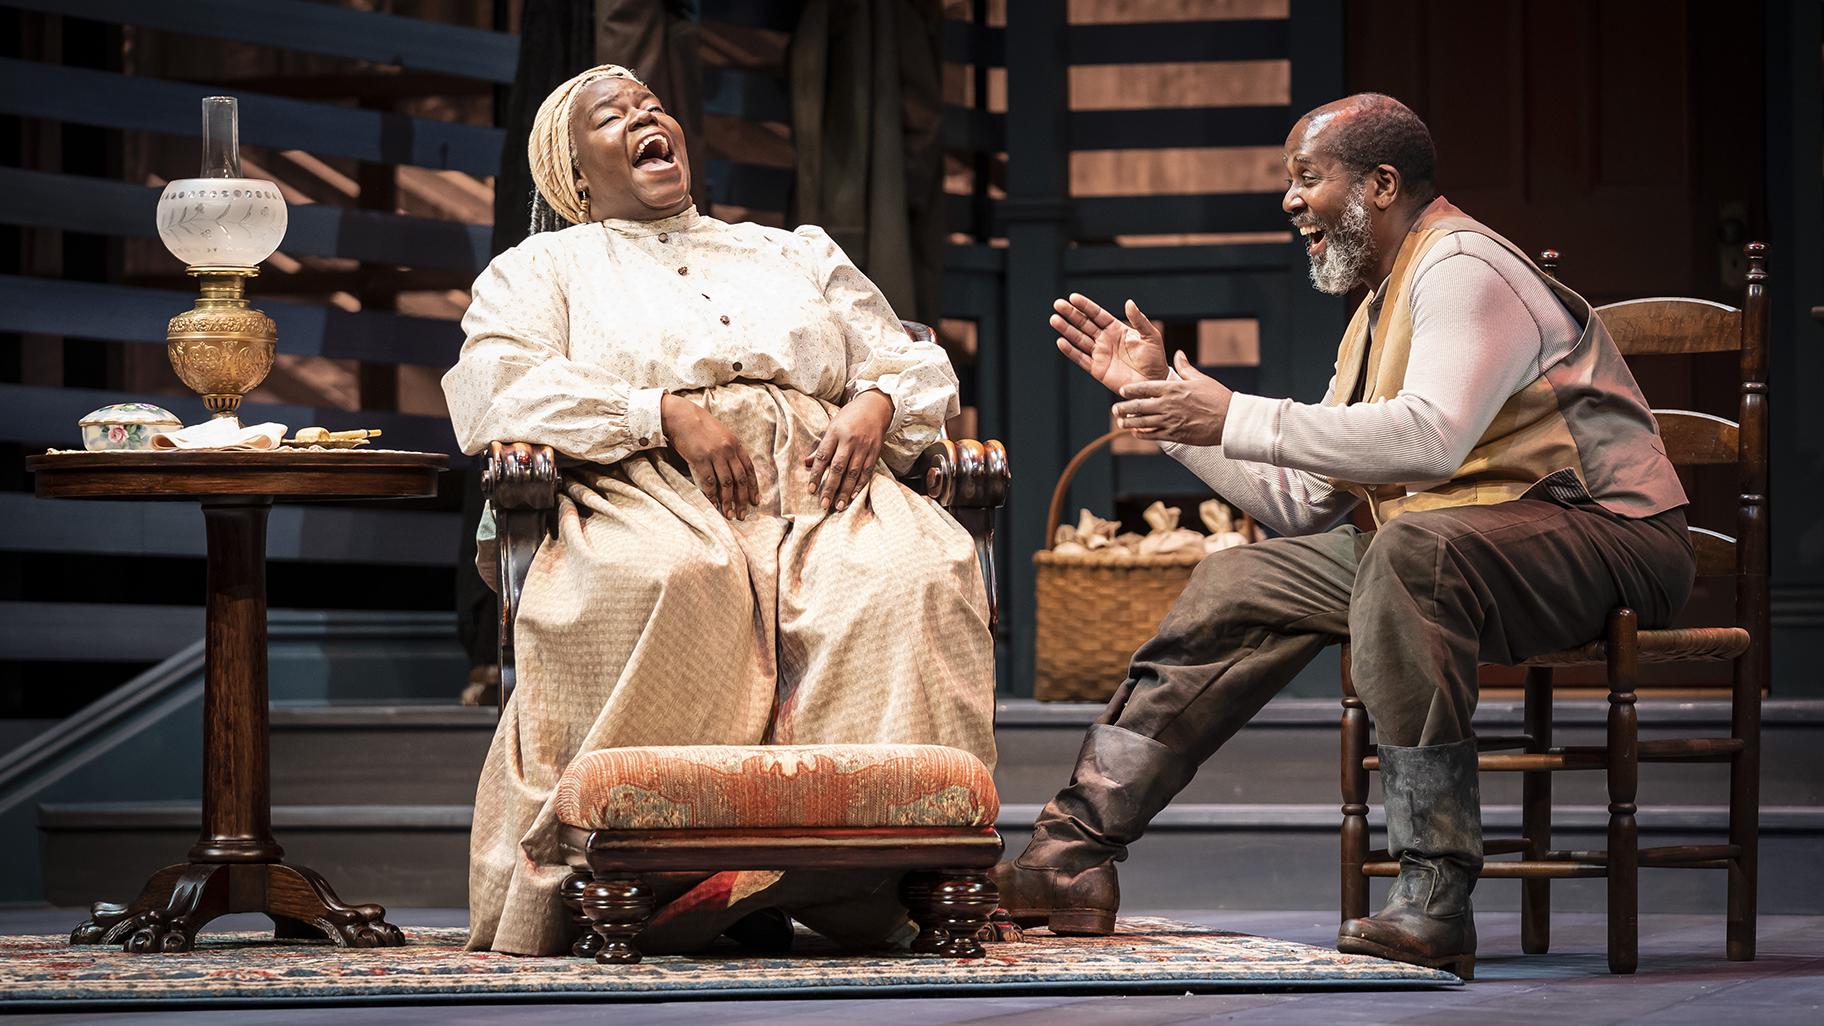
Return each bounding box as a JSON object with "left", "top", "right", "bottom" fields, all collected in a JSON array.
[{"left": 996, "top": 94, "right": 1694, "bottom": 978}]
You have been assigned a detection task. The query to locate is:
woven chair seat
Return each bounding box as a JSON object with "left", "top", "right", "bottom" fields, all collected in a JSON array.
[
  {"left": 1518, "top": 626, "right": 1751, "bottom": 667},
  {"left": 554, "top": 744, "right": 998, "bottom": 832}
]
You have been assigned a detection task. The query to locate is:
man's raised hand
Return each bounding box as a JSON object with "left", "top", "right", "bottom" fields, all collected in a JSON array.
[{"left": 1051, "top": 294, "right": 1168, "bottom": 393}]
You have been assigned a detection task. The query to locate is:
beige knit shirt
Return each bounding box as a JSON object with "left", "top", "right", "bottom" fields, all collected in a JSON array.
[
  {"left": 443, "top": 206, "right": 959, "bottom": 474},
  {"left": 1166, "top": 231, "right": 1582, "bottom": 536}
]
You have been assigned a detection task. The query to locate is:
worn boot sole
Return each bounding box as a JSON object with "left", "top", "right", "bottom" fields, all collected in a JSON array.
[
  {"left": 1336, "top": 934, "right": 1475, "bottom": 980},
  {"left": 1003, "top": 907, "right": 1116, "bottom": 936}
]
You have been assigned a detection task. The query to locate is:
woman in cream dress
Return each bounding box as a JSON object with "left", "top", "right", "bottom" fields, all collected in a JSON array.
[{"left": 442, "top": 65, "right": 997, "bottom": 956}]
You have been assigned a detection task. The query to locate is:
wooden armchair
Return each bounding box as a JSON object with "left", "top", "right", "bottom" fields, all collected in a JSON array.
[
  {"left": 475, "top": 323, "right": 1014, "bottom": 964},
  {"left": 1340, "top": 242, "right": 1770, "bottom": 975}
]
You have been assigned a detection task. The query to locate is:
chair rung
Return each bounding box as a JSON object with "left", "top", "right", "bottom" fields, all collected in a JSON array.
[
  {"left": 1641, "top": 738, "right": 1745, "bottom": 761},
  {"left": 1364, "top": 859, "right": 1604, "bottom": 879},
  {"left": 1363, "top": 738, "right": 1744, "bottom": 773},
  {"left": 1476, "top": 752, "right": 1605, "bottom": 771}
]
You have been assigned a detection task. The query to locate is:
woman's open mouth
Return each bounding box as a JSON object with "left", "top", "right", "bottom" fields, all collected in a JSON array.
[
  {"left": 1299, "top": 223, "right": 1328, "bottom": 259},
  {"left": 631, "top": 132, "right": 676, "bottom": 173}
]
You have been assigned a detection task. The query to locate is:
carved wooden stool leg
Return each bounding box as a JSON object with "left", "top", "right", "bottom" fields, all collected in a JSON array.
[
  {"left": 581, "top": 873, "right": 654, "bottom": 965},
  {"left": 981, "top": 907, "right": 1025, "bottom": 943},
  {"left": 562, "top": 871, "right": 604, "bottom": 958},
  {"left": 902, "top": 870, "right": 998, "bottom": 958}
]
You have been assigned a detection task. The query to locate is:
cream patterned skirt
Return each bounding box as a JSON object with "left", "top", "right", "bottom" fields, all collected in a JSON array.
[{"left": 467, "top": 383, "right": 997, "bottom": 955}]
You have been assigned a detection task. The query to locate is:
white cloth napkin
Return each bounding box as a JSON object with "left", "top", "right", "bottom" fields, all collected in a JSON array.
[{"left": 150, "top": 420, "right": 287, "bottom": 451}]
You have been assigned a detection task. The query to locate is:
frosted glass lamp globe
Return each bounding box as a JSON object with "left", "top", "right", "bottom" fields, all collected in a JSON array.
[{"left": 156, "top": 179, "right": 288, "bottom": 268}]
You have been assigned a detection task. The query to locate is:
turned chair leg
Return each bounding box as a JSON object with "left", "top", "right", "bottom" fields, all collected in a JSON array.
[
  {"left": 901, "top": 870, "right": 999, "bottom": 958},
  {"left": 562, "top": 870, "right": 604, "bottom": 958},
  {"left": 1606, "top": 610, "right": 1640, "bottom": 975},
  {"left": 1521, "top": 665, "right": 1553, "bottom": 954},
  {"left": 580, "top": 872, "right": 655, "bottom": 965},
  {"left": 1339, "top": 644, "right": 1372, "bottom": 923}
]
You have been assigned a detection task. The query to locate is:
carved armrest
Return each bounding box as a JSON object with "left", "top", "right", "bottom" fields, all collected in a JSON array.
[
  {"left": 901, "top": 438, "right": 1011, "bottom": 633},
  {"left": 482, "top": 442, "right": 559, "bottom": 715},
  {"left": 482, "top": 441, "right": 559, "bottom": 512}
]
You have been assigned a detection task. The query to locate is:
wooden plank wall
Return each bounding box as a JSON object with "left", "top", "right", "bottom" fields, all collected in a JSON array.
[
  {"left": 989, "top": 0, "right": 1347, "bottom": 693},
  {"left": 0, "top": 0, "right": 1349, "bottom": 703}
]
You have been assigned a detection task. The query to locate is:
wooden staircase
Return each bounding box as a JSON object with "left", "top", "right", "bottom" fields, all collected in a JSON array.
[{"left": 34, "top": 697, "right": 1824, "bottom": 915}]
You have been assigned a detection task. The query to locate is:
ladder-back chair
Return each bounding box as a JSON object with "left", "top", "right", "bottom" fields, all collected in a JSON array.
[{"left": 1339, "top": 241, "right": 1769, "bottom": 975}]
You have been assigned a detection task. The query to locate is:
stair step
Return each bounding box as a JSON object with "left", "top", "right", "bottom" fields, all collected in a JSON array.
[
  {"left": 271, "top": 702, "right": 494, "bottom": 806},
  {"left": 38, "top": 800, "right": 1824, "bottom": 915},
  {"left": 275, "top": 698, "right": 1824, "bottom": 807}
]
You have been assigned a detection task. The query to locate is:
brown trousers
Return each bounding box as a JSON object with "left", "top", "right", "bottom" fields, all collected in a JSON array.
[{"left": 1024, "top": 495, "right": 1696, "bottom": 869}]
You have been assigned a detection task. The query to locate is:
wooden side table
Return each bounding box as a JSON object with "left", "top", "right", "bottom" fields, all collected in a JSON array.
[{"left": 26, "top": 449, "right": 447, "bottom": 952}]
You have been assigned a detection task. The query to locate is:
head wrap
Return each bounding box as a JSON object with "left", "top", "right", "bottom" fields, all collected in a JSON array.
[{"left": 527, "top": 64, "right": 646, "bottom": 228}]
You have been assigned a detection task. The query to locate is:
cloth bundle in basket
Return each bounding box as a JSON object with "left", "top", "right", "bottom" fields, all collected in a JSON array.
[{"left": 1033, "top": 431, "right": 1261, "bottom": 702}]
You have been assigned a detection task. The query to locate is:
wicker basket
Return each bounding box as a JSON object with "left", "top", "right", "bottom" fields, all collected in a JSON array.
[{"left": 1033, "top": 431, "right": 1204, "bottom": 702}]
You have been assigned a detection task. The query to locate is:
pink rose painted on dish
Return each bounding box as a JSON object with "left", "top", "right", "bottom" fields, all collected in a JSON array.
[{"left": 107, "top": 425, "right": 127, "bottom": 443}]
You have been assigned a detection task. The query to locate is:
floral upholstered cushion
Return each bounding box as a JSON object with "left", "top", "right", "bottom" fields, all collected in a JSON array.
[{"left": 553, "top": 744, "right": 999, "bottom": 831}]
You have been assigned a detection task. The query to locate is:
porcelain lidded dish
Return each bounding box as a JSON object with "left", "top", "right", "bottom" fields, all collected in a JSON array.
[{"left": 78, "top": 403, "right": 184, "bottom": 451}]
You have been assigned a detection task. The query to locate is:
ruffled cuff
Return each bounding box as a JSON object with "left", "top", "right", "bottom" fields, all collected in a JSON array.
[
  {"left": 627, "top": 387, "right": 668, "bottom": 449},
  {"left": 853, "top": 377, "right": 910, "bottom": 441}
]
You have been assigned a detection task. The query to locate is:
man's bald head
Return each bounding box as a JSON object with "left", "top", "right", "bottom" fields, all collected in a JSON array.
[{"left": 1290, "top": 93, "right": 1437, "bottom": 207}]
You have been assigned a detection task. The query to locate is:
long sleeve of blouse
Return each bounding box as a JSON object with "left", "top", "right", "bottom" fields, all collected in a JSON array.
[
  {"left": 798, "top": 225, "right": 959, "bottom": 472},
  {"left": 443, "top": 236, "right": 666, "bottom": 464},
  {"left": 441, "top": 212, "right": 959, "bottom": 473}
]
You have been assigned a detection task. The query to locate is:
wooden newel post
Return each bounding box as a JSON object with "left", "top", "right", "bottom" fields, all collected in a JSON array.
[{"left": 190, "top": 498, "right": 282, "bottom": 864}]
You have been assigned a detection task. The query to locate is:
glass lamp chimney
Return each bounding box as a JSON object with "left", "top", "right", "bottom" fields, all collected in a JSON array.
[{"left": 200, "top": 96, "right": 241, "bottom": 179}]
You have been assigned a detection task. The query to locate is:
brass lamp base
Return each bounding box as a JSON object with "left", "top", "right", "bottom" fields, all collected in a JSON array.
[{"left": 167, "top": 266, "right": 276, "bottom": 423}]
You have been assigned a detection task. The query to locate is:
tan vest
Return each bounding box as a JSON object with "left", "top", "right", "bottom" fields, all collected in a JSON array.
[{"left": 1328, "top": 199, "right": 1687, "bottom": 525}]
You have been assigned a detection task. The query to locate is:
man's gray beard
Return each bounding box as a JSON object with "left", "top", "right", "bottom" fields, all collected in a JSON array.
[{"left": 1306, "top": 184, "right": 1375, "bottom": 295}]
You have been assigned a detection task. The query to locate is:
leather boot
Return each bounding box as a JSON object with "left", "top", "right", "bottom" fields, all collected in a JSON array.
[
  {"left": 1337, "top": 738, "right": 1482, "bottom": 979},
  {"left": 994, "top": 724, "right": 1196, "bottom": 935}
]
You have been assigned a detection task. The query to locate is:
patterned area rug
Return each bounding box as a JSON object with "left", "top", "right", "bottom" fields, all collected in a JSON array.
[{"left": 0, "top": 918, "right": 1458, "bottom": 1008}]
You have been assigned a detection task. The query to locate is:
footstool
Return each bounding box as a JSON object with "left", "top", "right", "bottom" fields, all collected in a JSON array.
[{"left": 554, "top": 743, "right": 1003, "bottom": 964}]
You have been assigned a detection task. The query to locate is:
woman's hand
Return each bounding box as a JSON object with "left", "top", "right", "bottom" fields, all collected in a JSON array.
[
  {"left": 661, "top": 393, "right": 758, "bottom": 519},
  {"left": 805, "top": 389, "right": 894, "bottom": 512},
  {"left": 1052, "top": 293, "right": 1168, "bottom": 394}
]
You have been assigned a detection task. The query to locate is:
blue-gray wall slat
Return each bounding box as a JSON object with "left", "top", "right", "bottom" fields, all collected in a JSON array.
[
  {"left": 705, "top": 160, "right": 792, "bottom": 213},
  {"left": 0, "top": 58, "right": 503, "bottom": 176},
  {"left": 944, "top": 20, "right": 1006, "bottom": 67},
  {"left": 702, "top": 66, "right": 792, "bottom": 125},
  {"left": 0, "top": 275, "right": 460, "bottom": 368},
  {"left": 0, "top": 602, "right": 202, "bottom": 662},
  {"left": 945, "top": 107, "right": 1006, "bottom": 153},
  {"left": 944, "top": 244, "right": 1007, "bottom": 273},
  {"left": 0, "top": 167, "right": 491, "bottom": 273},
  {"left": 0, "top": 492, "right": 461, "bottom": 566},
  {"left": 0, "top": 383, "right": 461, "bottom": 458},
  {"left": 1112, "top": 452, "right": 1220, "bottom": 499},
  {"left": 1065, "top": 271, "right": 1288, "bottom": 321},
  {"left": 1065, "top": 242, "right": 1295, "bottom": 275},
  {"left": 1073, "top": 193, "right": 1292, "bottom": 238},
  {"left": 1069, "top": 106, "right": 1292, "bottom": 151},
  {"left": 0, "top": 0, "right": 517, "bottom": 83},
  {"left": 1066, "top": 20, "right": 1288, "bottom": 65}
]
